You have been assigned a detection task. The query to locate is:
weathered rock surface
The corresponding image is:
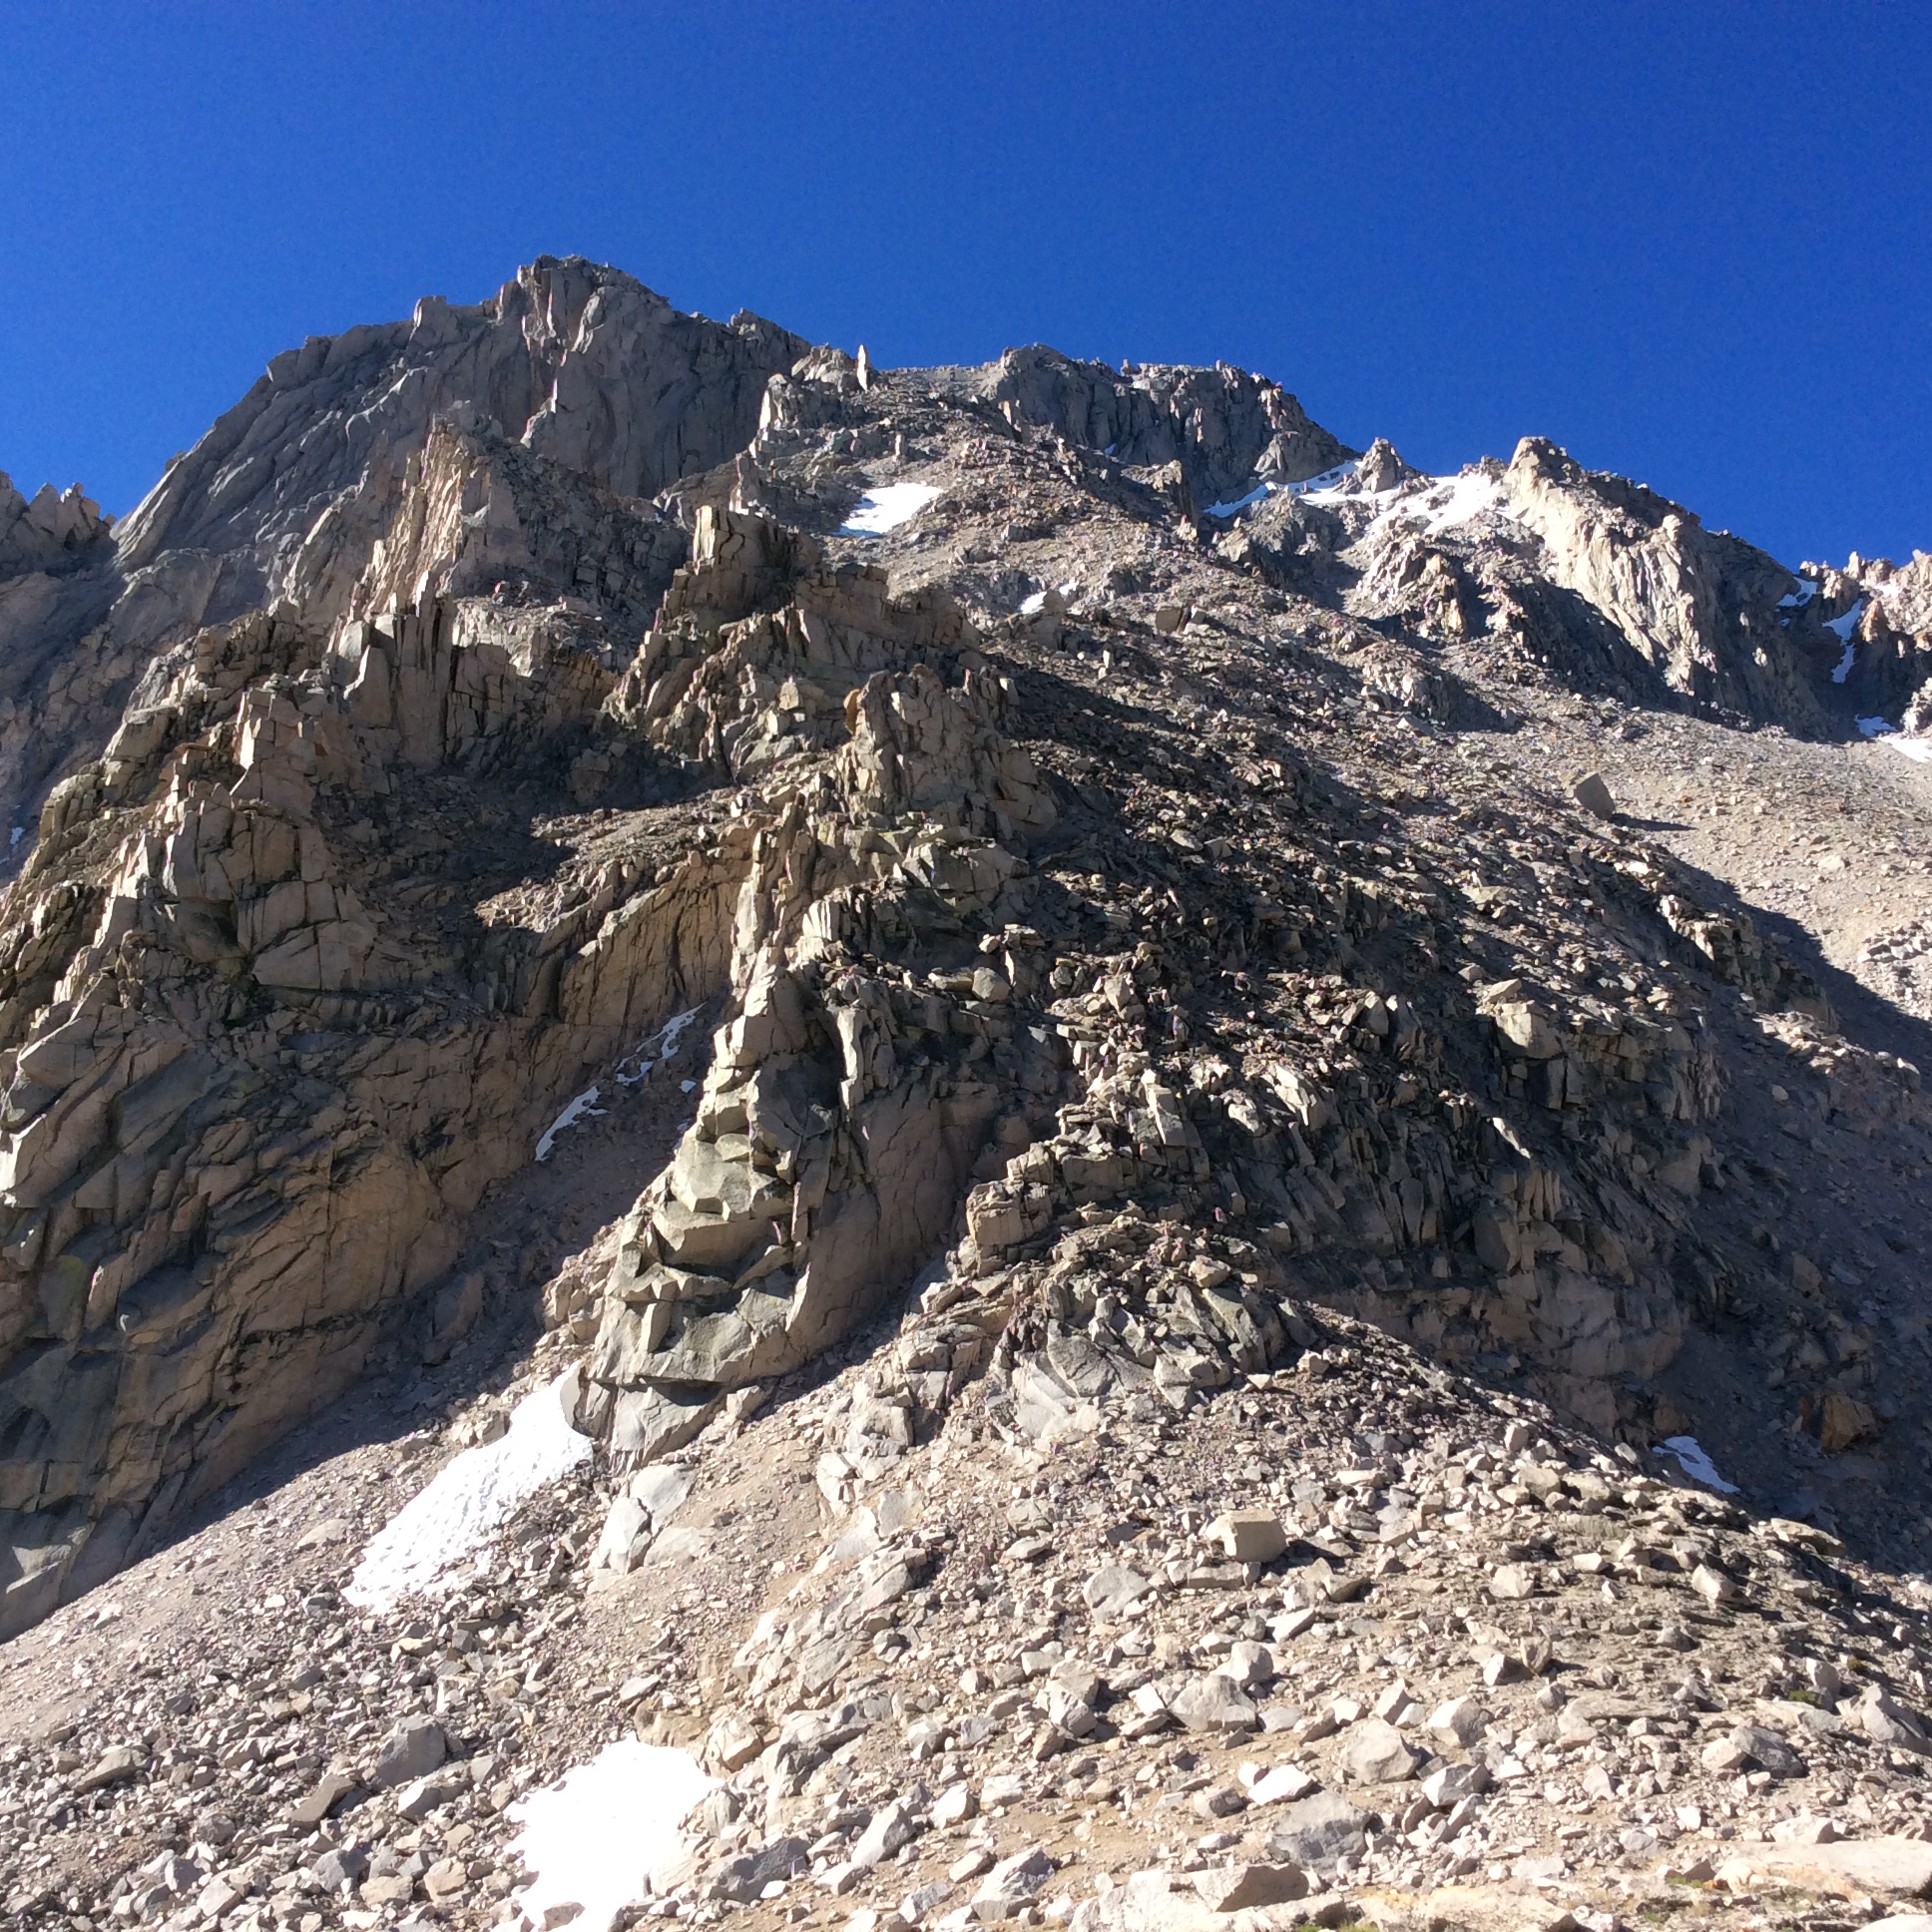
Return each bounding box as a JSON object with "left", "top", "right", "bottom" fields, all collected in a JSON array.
[{"left": 2, "top": 247, "right": 1930, "bottom": 1752}]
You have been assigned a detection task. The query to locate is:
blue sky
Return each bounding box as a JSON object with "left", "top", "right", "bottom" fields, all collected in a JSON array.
[{"left": 5, "top": 3, "right": 1928, "bottom": 567}]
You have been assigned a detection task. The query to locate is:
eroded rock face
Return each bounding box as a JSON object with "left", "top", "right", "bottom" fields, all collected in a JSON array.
[
  {"left": 984, "top": 345, "right": 1355, "bottom": 509},
  {"left": 1280, "top": 438, "right": 1830, "bottom": 721},
  {"left": 1495, "top": 438, "right": 1818, "bottom": 719},
  {"left": 0, "top": 476, "right": 112, "bottom": 582},
  {"left": 0, "top": 257, "right": 807, "bottom": 866},
  {"left": 2, "top": 255, "right": 1916, "bottom": 1640}
]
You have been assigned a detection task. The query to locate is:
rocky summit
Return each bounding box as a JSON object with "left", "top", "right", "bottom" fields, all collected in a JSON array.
[{"left": 4, "top": 255, "right": 1932, "bottom": 1932}]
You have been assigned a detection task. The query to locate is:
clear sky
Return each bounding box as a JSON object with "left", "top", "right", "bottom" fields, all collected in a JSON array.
[{"left": 5, "top": 3, "right": 1928, "bottom": 569}]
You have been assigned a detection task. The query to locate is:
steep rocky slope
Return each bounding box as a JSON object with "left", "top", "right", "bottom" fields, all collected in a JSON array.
[{"left": 4, "top": 257, "right": 1932, "bottom": 1932}]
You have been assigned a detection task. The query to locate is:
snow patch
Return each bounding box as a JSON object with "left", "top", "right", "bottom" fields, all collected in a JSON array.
[
  {"left": 616, "top": 1004, "right": 704, "bottom": 1088},
  {"left": 507, "top": 1739, "right": 717, "bottom": 1932},
  {"left": 7, "top": 826, "right": 21, "bottom": 850},
  {"left": 1654, "top": 1435, "right": 1739, "bottom": 1494},
  {"left": 1826, "top": 599, "right": 1865, "bottom": 684},
  {"left": 1205, "top": 483, "right": 1271, "bottom": 518},
  {"left": 1284, "top": 460, "right": 1359, "bottom": 497},
  {"left": 345, "top": 1374, "right": 591, "bottom": 1610},
  {"left": 1886, "top": 734, "right": 1932, "bottom": 764},
  {"left": 1207, "top": 461, "right": 1359, "bottom": 519},
  {"left": 1207, "top": 459, "right": 1500, "bottom": 539},
  {"left": 838, "top": 484, "right": 939, "bottom": 536},
  {"left": 1018, "top": 580, "right": 1077, "bottom": 616},
  {"left": 1777, "top": 578, "right": 1817, "bottom": 609},
  {"left": 1373, "top": 468, "right": 1501, "bottom": 538},
  {"left": 1858, "top": 715, "right": 1895, "bottom": 737},
  {"left": 535, "top": 1085, "right": 605, "bottom": 1162}
]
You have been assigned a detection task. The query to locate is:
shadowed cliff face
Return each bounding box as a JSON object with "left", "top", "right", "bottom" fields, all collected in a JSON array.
[{"left": 2, "top": 258, "right": 1928, "bottom": 1645}]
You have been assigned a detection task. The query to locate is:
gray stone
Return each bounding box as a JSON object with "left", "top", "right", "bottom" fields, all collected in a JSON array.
[
  {"left": 1266, "top": 1792, "right": 1371, "bottom": 1870},
  {"left": 289, "top": 1767, "right": 360, "bottom": 1826},
  {"left": 1422, "top": 1761, "right": 1488, "bottom": 1807},
  {"left": 1749, "top": 1838, "right": 1932, "bottom": 1896},
  {"left": 971, "top": 1847, "right": 1055, "bottom": 1922},
  {"left": 709, "top": 1836, "right": 810, "bottom": 1903},
  {"left": 1191, "top": 1863, "right": 1309, "bottom": 1912},
  {"left": 1863, "top": 1690, "right": 1932, "bottom": 1754},
  {"left": 1428, "top": 1695, "right": 1490, "bottom": 1746},
  {"left": 1571, "top": 771, "right": 1616, "bottom": 818},
  {"left": 370, "top": 1717, "right": 446, "bottom": 1790},
  {"left": 395, "top": 1769, "right": 468, "bottom": 1820},
  {"left": 1205, "top": 1509, "right": 1287, "bottom": 1563},
  {"left": 1083, "top": 1563, "right": 1153, "bottom": 1616},
  {"left": 1169, "top": 1676, "right": 1258, "bottom": 1732},
  {"left": 1730, "top": 1723, "right": 1806, "bottom": 1779},
  {"left": 72, "top": 1744, "right": 144, "bottom": 1793},
  {"left": 1340, "top": 1715, "right": 1420, "bottom": 1784},
  {"left": 848, "top": 1798, "right": 919, "bottom": 1870}
]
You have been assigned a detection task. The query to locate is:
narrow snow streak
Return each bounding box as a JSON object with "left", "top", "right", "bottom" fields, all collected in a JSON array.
[
  {"left": 1654, "top": 1435, "right": 1739, "bottom": 1494},
  {"left": 344, "top": 1374, "right": 590, "bottom": 1610},
  {"left": 507, "top": 1740, "right": 716, "bottom": 1932},
  {"left": 1826, "top": 600, "right": 1865, "bottom": 685},
  {"left": 838, "top": 483, "right": 939, "bottom": 536},
  {"left": 1205, "top": 483, "right": 1271, "bottom": 518},
  {"left": 616, "top": 1004, "right": 704, "bottom": 1087},
  {"left": 535, "top": 1086, "right": 606, "bottom": 1162}
]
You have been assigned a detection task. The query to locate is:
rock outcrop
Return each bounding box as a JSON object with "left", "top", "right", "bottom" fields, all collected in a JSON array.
[
  {"left": 0, "top": 476, "right": 112, "bottom": 581},
  {"left": 985, "top": 345, "right": 1356, "bottom": 509},
  {"left": 0, "top": 257, "right": 806, "bottom": 866}
]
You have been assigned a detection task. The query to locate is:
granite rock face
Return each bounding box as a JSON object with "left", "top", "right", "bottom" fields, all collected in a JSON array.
[{"left": 0, "top": 255, "right": 1922, "bottom": 1642}]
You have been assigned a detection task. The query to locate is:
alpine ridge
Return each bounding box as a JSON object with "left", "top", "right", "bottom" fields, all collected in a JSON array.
[{"left": 4, "top": 257, "right": 1932, "bottom": 1932}]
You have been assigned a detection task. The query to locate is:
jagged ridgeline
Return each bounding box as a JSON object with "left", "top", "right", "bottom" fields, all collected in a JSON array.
[{"left": 0, "top": 256, "right": 1919, "bottom": 1637}]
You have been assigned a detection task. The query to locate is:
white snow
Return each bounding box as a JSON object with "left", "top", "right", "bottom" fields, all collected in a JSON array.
[
  {"left": 7, "top": 826, "right": 20, "bottom": 850},
  {"left": 344, "top": 1373, "right": 591, "bottom": 1610},
  {"left": 1284, "top": 460, "right": 1359, "bottom": 497},
  {"left": 1777, "top": 578, "right": 1817, "bottom": 609},
  {"left": 1205, "top": 482, "right": 1271, "bottom": 518},
  {"left": 615, "top": 1004, "right": 704, "bottom": 1088},
  {"left": 507, "top": 1739, "right": 717, "bottom": 1932},
  {"left": 1374, "top": 468, "right": 1502, "bottom": 538},
  {"left": 1826, "top": 599, "right": 1865, "bottom": 684},
  {"left": 1207, "top": 461, "right": 1359, "bottom": 518},
  {"left": 1018, "top": 580, "right": 1077, "bottom": 616},
  {"left": 1887, "top": 734, "right": 1932, "bottom": 764},
  {"left": 1206, "top": 458, "right": 1501, "bottom": 540},
  {"left": 838, "top": 483, "right": 939, "bottom": 536},
  {"left": 1858, "top": 715, "right": 1895, "bottom": 737},
  {"left": 1654, "top": 1435, "right": 1739, "bottom": 1494},
  {"left": 535, "top": 1085, "right": 606, "bottom": 1162}
]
